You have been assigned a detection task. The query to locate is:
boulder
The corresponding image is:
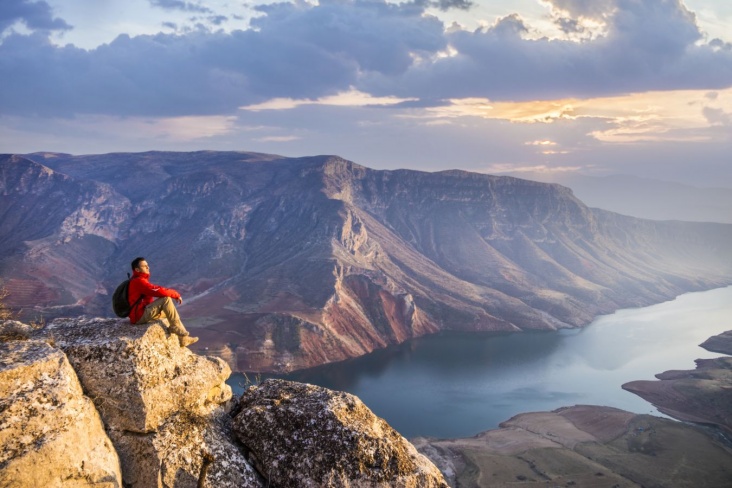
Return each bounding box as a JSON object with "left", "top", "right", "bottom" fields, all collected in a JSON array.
[
  {"left": 47, "top": 317, "right": 231, "bottom": 432},
  {"left": 232, "top": 379, "right": 448, "bottom": 488},
  {"left": 0, "top": 337, "right": 122, "bottom": 487},
  {"left": 44, "top": 317, "right": 263, "bottom": 488}
]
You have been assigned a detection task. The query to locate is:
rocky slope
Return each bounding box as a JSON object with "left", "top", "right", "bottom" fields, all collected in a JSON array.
[
  {"left": 0, "top": 317, "right": 446, "bottom": 487},
  {"left": 2, "top": 151, "right": 732, "bottom": 372}
]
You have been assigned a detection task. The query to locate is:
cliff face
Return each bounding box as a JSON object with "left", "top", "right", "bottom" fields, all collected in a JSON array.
[
  {"left": 2, "top": 151, "right": 732, "bottom": 372},
  {"left": 0, "top": 317, "right": 447, "bottom": 488}
]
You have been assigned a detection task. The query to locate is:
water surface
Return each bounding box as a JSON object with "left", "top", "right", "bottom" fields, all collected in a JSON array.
[{"left": 229, "top": 286, "right": 732, "bottom": 438}]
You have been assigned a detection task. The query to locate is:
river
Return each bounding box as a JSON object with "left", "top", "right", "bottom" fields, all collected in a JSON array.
[{"left": 228, "top": 286, "right": 732, "bottom": 439}]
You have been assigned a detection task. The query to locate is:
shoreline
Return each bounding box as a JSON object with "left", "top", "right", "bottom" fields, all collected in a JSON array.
[{"left": 413, "top": 327, "right": 732, "bottom": 486}]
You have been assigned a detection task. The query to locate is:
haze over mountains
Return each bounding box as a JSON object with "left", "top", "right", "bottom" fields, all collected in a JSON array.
[
  {"left": 507, "top": 171, "right": 732, "bottom": 224},
  {"left": 2, "top": 151, "right": 731, "bottom": 372}
]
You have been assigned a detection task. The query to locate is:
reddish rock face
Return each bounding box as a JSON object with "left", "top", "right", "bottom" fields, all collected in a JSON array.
[{"left": 2, "top": 152, "right": 732, "bottom": 372}]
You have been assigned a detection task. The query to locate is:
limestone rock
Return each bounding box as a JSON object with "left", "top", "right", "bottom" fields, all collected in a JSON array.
[
  {"left": 43, "top": 317, "right": 263, "bottom": 488},
  {"left": 0, "top": 320, "right": 35, "bottom": 342},
  {"left": 47, "top": 317, "right": 232, "bottom": 432},
  {"left": 232, "top": 379, "right": 448, "bottom": 488},
  {"left": 109, "top": 411, "right": 259, "bottom": 488},
  {"left": 0, "top": 338, "right": 122, "bottom": 487}
]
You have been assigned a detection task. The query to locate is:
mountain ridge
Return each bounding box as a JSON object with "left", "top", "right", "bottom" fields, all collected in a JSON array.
[{"left": 2, "top": 151, "right": 731, "bottom": 372}]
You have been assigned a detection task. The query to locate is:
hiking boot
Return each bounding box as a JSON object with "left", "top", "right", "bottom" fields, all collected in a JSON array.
[
  {"left": 179, "top": 335, "right": 199, "bottom": 347},
  {"left": 169, "top": 325, "right": 188, "bottom": 336}
]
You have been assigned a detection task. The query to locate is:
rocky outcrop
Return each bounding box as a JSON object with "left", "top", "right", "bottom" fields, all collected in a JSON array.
[
  {"left": 232, "top": 379, "right": 448, "bottom": 487},
  {"left": 44, "top": 317, "right": 262, "bottom": 488},
  {"left": 0, "top": 335, "right": 122, "bottom": 487},
  {"left": 3, "top": 152, "right": 732, "bottom": 372},
  {"left": 2, "top": 317, "right": 448, "bottom": 487}
]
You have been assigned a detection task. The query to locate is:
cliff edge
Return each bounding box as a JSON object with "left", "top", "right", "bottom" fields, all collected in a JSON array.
[{"left": 0, "top": 317, "right": 447, "bottom": 487}]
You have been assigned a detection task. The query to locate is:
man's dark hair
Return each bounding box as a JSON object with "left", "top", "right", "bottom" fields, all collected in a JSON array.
[{"left": 131, "top": 257, "right": 146, "bottom": 271}]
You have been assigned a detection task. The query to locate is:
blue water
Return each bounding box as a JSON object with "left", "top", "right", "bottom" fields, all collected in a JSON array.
[{"left": 228, "top": 286, "right": 732, "bottom": 439}]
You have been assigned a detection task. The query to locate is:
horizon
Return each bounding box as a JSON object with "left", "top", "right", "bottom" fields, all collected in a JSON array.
[{"left": 1, "top": 0, "right": 731, "bottom": 188}]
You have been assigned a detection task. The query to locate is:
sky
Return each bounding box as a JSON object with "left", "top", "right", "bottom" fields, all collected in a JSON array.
[{"left": 0, "top": 0, "right": 731, "bottom": 187}]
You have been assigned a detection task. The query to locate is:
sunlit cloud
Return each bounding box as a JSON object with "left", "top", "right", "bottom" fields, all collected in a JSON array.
[
  {"left": 525, "top": 139, "right": 557, "bottom": 146},
  {"left": 253, "top": 135, "right": 301, "bottom": 142},
  {"left": 423, "top": 88, "right": 732, "bottom": 143},
  {"left": 241, "top": 88, "right": 417, "bottom": 111},
  {"left": 427, "top": 98, "right": 580, "bottom": 123},
  {"left": 147, "top": 115, "right": 239, "bottom": 139}
]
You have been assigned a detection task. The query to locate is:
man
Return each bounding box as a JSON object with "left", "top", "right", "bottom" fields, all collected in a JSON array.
[{"left": 128, "top": 257, "right": 199, "bottom": 347}]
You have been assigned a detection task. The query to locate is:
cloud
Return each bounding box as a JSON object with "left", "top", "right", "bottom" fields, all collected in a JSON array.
[
  {"left": 364, "top": 0, "right": 732, "bottom": 101},
  {"left": 542, "top": 0, "right": 616, "bottom": 21},
  {"left": 0, "top": 0, "right": 447, "bottom": 117},
  {"left": 702, "top": 107, "right": 731, "bottom": 126},
  {"left": 0, "top": 0, "right": 71, "bottom": 34},
  {"left": 1, "top": 0, "right": 732, "bottom": 120},
  {"left": 149, "top": 0, "right": 212, "bottom": 14},
  {"left": 413, "top": 0, "right": 475, "bottom": 12},
  {"left": 241, "top": 88, "right": 416, "bottom": 111}
]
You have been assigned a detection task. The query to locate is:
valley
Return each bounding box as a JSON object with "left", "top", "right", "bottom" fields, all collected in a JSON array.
[{"left": 2, "top": 151, "right": 731, "bottom": 372}]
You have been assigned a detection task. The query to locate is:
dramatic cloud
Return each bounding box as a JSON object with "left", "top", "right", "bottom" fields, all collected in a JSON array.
[
  {"left": 0, "top": 0, "right": 448, "bottom": 117},
  {"left": 0, "top": 0, "right": 71, "bottom": 34},
  {"left": 0, "top": 0, "right": 731, "bottom": 121},
  {"left": 365, "top": 0, "right": 732, "bottom": 101}
]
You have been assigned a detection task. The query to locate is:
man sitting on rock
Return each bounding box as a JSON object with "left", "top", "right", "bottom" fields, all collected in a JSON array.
[{"left": 128, "top": 257, "right": 199, "bottom": 347}]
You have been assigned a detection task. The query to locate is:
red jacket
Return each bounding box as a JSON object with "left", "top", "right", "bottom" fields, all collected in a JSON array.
[{"left": 128, "top": 270, "right": 181, "bottom": 324}]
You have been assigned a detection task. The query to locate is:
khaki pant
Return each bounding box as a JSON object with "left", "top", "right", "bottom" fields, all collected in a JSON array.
[{"left": 137, "top": 297, "right": 190, "bottom": 336}]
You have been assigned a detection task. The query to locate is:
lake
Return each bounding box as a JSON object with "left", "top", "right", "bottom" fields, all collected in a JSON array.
[{"left": 228, "top": 286, "right": 732, "bottom": 439}]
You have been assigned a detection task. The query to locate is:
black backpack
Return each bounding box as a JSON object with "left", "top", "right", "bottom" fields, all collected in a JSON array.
[{"left": 112, "top": 274, "right": 142, "bottom": 318}]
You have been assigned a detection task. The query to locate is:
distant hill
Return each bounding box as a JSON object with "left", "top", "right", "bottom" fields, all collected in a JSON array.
[
  {"left": 2, "top": 151, "right": 732, "bottom": 372},
  {"left": 506, "top": 172, "right": 732, "bottom": 224}
]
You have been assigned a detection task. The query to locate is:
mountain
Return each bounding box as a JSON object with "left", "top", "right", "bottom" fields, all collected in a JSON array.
[
  {"left": 2, "top": 151, "right": 732, "bottom": 372},
  {"left": 506, "top": 171, "right": 732, "bottom": 224}
]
